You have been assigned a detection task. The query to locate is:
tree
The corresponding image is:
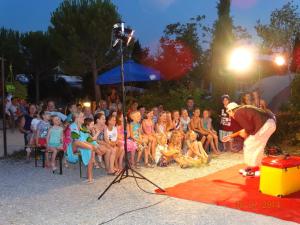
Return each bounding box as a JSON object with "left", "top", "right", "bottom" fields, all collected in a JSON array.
[
  {"left": 0, "top": 28, "right": 25, "bottom": 74},
  {"left": 131, "top": 40, "right": 149, "bottom": 63},
  {"left": 233, "top": 25, "right": 252, "bottom": 42},
  {"left": 210, "top": 0, "right": 234, "bottom": 97},
  {"left": 21, "top": 31, "right": 58, "bottom": 103},
  {"left": 255, "top": 1, "right": 300, "bottom": 54},
  {"left": 49, "top": 0, "right": 121, "bottom": 101},
  {"left": 147, "top": 15, "right": 209, "bottom": 83},
  {"left": 291, "top": 33, "right": 300, "bottom": 73}
]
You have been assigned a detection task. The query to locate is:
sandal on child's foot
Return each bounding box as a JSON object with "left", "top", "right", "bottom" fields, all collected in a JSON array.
[
  {"left": 99, "top": 161, "right": 106, "bottom": 169},
  {"left": 52, "top": 167, "right": 57, "bottom": 174},
  {"left": 83, "top": 179, "right": 95, "bottom": 183},
  {"left": 145, "top": 163, "right": 154, "bottom": 168},
  {"left": 135, "top": 162, "right": 141, "bottom": 169},
  {"left": 87, "top": 179, "right": 95, "bottom": 184}
]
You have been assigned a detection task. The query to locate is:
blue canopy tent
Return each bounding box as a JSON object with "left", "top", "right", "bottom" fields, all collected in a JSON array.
[{"left": 96, "top": 60, "right": 161, "bottom": 85}]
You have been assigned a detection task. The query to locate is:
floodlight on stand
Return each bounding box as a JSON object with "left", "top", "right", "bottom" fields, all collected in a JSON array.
[
  {"left": 97, "top": 21, "right": 164, "bottom": 201},
  {"left": 112, "top": 22, "right": 135, "bottom": 48}
]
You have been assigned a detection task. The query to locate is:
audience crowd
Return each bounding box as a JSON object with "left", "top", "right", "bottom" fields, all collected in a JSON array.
[{"left": 3, "top": 88, "right": 268, "bottom": 183}]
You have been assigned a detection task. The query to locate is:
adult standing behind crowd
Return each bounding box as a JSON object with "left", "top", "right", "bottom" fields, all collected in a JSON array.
[
  {"left": 222, "top": 103, "right": 276, "bottom": 177},
  {"left": 252, "top": 89, "right": 267, "bottom": 110},
  {"left": 186, "top": 97, "right": 195, "bottom": 118},
  {"left": 107, "top": 88, "right": 120, "bottom": 105},
  {"left": 46, "top": 100, "right": 67, "bottom": 122}
]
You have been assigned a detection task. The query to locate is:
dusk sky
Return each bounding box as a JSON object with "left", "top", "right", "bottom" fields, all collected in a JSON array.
[{"left": 0, "top": 0, "right": 295, "bottom": 50}]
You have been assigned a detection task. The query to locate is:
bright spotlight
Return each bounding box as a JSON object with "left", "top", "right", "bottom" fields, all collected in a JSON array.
[
  {"left": 228, "top": 47, "right": 254, "bottom": 72},
  {"left": 274, "top": 55, "right": 285, "bottom": 66},
  {"left": 83, "top": 102, "right": 91, "bottom": 108}
]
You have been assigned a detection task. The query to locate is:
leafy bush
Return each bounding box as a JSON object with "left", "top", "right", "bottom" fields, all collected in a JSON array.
[
  {"left": 270, "top": 110, "right": 300, "bottom": 145},
  {"left": 290, "top": 74, "right": 300, "bottom": 110},
  {"left": 136, "top": 83, "right": 214, "bottom": 111}
]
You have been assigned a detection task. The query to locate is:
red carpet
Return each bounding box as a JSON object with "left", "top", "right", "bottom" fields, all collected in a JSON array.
[{"left": 157, "top": 164, "right": 300, "bottom": 224}]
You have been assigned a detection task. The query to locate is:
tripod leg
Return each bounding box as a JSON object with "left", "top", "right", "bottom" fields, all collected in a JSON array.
[
  {"left": 97, "top": 169, "right": 125, "bottom": 200},
  {"left": 131, "top": 168, "right": 165, "bottom": 192}
]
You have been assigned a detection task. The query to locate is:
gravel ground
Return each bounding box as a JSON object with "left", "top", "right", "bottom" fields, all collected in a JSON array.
[{"left": 0, "top": 152, "right": 298, "bottom": 225}]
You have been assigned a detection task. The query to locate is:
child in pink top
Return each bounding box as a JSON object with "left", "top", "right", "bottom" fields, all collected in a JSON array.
[{"left": 116, "top": 112, "right": 137, "bottom": 167}]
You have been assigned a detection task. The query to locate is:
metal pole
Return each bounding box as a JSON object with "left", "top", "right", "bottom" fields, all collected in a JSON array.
[
  {"left": 120, "top": 38, "right": 129, "bottom": 173},
  {"left": 1, "top": 55, "right": 7, "bottom": 157}
]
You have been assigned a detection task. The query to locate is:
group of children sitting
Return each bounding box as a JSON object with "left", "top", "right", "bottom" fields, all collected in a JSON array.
[{"left": 28, "top": 102, "right": 221, "bottom": 184}]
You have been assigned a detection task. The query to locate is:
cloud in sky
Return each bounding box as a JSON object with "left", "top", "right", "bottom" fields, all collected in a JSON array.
[
  {"left": 139, "top": 0, "right": 177, "bottom": 12},
  {"left": 232, "top": 0, "right": 257, "bottom": 9}
]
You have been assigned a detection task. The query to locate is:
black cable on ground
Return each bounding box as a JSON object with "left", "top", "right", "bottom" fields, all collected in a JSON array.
[
  {"left": 132, "top": 169, "right": 166, "bottom": 195},
  {"left": 98, "top": 196, "right": 170, "bottom": 225},
  {"left": 98, "top": 168, "right": 168, "bottom": 224}
]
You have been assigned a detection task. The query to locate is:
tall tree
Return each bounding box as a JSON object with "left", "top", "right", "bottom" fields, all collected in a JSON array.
[
  {"left": 150, "top": 15, "right": 208, "bottom": 83},
  {"left": 49, "top": 0, "right": 120, "bottom": 101},
  {"left": 21, "top": 31, "right": 58, "bottom": 103},
  {"left": 131, "top": 40, "right": 149, "bottom": 63},
  {"left": 291, "top": 33, "right": 300, "bottom": 73},
  {"left": 255, "top": 1, "right": 300, "bottom": 54},
  {"left": 0, "top": 28, "right": 25, "bottom": 74},
  {"left": 210, "top": 0, "right": 234, "bottom": 96}
]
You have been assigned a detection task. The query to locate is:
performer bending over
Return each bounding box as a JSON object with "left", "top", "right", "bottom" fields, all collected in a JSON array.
[{"left": 222, "top": 103, "right": 276, "bottom": 176}]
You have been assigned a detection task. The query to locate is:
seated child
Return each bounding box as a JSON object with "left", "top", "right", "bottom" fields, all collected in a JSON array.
[
  {"left": 185, "top": 130, "right": 209, "bottom": 164},
  {"left": 46, "top": 116, "right": 63, "bottom": 172},
  {"left": 142, "top": 110, "right": 157, "bottom": 164},
  {"left": 104, "top": 114, "right": 120, "bottom": 173},
  {"left": 155, "top": 133, "right": 168, "bottom": 165},
  {"left": 160, "top": 131, "right": 206, "bottom": 168},
  {"left": 36, "top": 111, "right": 51, "bottom": 149},
  {"left": 201, "top": 109, "right": 220, "bottom": 154},
  {"left": 116, "top": 112, "right": 137, "bottom": 168},
  {"left": 129, "top": 111, "right": 152, "bottom": 168}
]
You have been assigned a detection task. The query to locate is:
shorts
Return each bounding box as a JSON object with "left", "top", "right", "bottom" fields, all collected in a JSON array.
[
  {"left": 120, "top": 139, "right": 137, "bottom": 152},
  {"left": 38, "top": 138, "right": 47, "bottom": 147},
  {"left": 219, "top": 130, "right": 233, "bottom": 142}
]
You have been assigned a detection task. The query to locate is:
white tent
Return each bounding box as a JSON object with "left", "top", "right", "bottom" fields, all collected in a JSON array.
[{"left": 251, "top": 73, "right": 295, "bottom": 104}]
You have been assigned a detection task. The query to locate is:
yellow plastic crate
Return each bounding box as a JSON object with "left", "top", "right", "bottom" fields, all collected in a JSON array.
[{"left": 259, "top": 156, "right": 300, "bottom": 197}]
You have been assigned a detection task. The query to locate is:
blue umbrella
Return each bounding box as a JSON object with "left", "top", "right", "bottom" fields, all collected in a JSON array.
[{"left": 96, "top": 60, "right": 161, "bottom": 85}]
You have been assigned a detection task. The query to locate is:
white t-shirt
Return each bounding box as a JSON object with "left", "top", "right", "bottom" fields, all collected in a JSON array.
[
  {"left": 31, "top": 118, "right": 41, "bottom": 131},
  {"left": 180, "top": 117, "right": 190, "bottom": 132},
  {"left": 106, "top": 126, "right": 118, "bottom": 142}
]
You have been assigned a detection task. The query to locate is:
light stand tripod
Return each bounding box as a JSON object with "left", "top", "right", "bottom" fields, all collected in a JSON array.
[{"left": 97, "top": 23, "right": 165, "bottom": 200}]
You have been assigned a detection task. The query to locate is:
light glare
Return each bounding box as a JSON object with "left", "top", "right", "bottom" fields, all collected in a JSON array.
[
  {"left": 274, "top": 55, "right": 285, "bottom": 66},
  {"left": 228, "top": 47, "right": 254, "bottom": 72},
  {"left": 83, "top": 102, "right": 91, "bottom": 108}
]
